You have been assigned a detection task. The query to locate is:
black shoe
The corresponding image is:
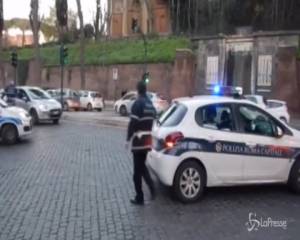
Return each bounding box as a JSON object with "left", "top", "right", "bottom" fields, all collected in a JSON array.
[{"left": 130, "top": 199, "right": 144, "bottom": 206}]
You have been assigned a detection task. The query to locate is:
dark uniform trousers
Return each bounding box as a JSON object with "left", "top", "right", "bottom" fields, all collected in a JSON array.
[{"left": 133, "top": 150, "right": 154, "bottom": 201}]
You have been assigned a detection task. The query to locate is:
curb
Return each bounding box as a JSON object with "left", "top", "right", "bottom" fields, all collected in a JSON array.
[{"left": 61, "top": 114, "right": 128, "bottom": 128}]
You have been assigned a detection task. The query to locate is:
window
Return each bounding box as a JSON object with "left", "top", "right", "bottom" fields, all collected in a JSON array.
[
  {"left": 257, "top": 55, "right": 272, "bottom": 87},
  {"left": 237, "top": 105, "right": 276, "bottom": 137},
  {"left": 158, "top": 103, "right": 187, "bottom": 127},
  {"left": 267, "top": 101, "right": 284, "bottom": 109},
  {"left": 196, "top": 104, "right": 234, "bottom": 131},
  {"left": 131, "top": 18, "right": 139, "bottom": 33},
  {"left": 91, "top": 92, "right": 101, "bottom": 98},
  {"left": 17, "top": 89, "right": 29, "bottom": 101},
  {"left": 123, "top": 93, "right": 136, "bottom": 100},
  {"left": 28, "top": 89, "right": 51, "bottom": 100},
  {"left": 206, "top": 56, "right": 219, "bottom": 85},
  {"left": 245, "top": 96, "right": 258, "bottom": 104}
]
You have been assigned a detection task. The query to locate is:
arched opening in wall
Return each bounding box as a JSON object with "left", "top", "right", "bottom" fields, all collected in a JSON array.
[{"left": 129, "top": 0, "right": 142, "bottom": 34}]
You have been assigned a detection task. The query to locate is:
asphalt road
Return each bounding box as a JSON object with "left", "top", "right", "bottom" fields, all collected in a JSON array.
[{"left": 0, "top": 120, "right": 299, "bottom": 240}]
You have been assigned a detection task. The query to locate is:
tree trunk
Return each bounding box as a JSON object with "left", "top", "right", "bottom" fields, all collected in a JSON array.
[
  {"left": 94, "top": 0, "right": 101, "bottom": 41},
  {"left": 194, "top": 0, "right": 199, "bottom": 35},
  {"left": 76, "top": 0, "right": 85, "bottom": 89},
  {"left": 187, "top": 0, "right": 192, "bottom": 35},
  {"left": 0, "top": 0, "right": 5, "bottom": 87},
  {"left": 30, "top": 0, "right": 41, "bottom": 85}
]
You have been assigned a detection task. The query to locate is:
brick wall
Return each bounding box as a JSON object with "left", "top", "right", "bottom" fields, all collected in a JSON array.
[{"left": 0, "top": 50, "right": 195, "bottom": 101}]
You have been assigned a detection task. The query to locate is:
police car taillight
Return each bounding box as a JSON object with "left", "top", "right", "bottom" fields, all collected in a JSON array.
[{"left": 165, "top": 132, "right": 184, "bottom": 149}]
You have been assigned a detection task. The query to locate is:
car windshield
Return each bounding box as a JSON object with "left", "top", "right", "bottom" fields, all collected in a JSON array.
[
  {"left": 28, "top": 88, "right": 51, "bottom": 100},
  {"left": 0, "top": 99, "right": 8, "bottom": 108}
]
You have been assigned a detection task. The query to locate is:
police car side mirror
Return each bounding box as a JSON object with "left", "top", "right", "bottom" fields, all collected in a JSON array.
[{"left": 275, "top": 126, "right": 284, "bottom": 138}]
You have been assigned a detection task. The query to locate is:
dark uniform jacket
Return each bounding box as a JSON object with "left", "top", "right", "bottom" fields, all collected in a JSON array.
[{"left": 126, "top": 94, "right": 156, "bottom": 152}]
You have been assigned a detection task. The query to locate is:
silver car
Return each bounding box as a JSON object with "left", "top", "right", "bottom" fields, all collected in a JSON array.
[{"left": 15, "top": 86, "right": 62, "bottom": 125}]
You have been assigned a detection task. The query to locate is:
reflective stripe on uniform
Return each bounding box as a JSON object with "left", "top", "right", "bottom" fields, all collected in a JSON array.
[
  {"left": 130, "top": 115, "right": 155, "bottom": 121},
  {"left": 129, "top": 131, "right": 152, "bottom": 151}
]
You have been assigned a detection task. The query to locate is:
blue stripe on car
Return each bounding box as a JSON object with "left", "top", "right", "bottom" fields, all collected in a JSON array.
[
  {"left": 162, "top": 138, "right": 300, "bottom": 159},
  {"left": 0, "top": 117, "right": 22, "bottom": 126}
]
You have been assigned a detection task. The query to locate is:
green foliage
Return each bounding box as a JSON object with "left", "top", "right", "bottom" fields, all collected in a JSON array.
[{"left": 2, "top": 37, "right": 190, "bottom": 66}]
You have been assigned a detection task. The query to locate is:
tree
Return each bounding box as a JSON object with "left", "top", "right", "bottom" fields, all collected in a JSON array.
[
  {"left": 76, "top": 0, "right": 85, "bottom": 89},
  {"left": 84, "top": 24, "right": 95, "bottom": 39},
  {"left": 29, "top": 0, "right": 41, "bottom": 84},
  {"left": 0, "top": 0, "right": 4, "bottom": 86},
  {"left": 56, "top": 0, "right": 68, "bottom": 41},
  {"left": 94, "top": 0, "right": 101, "bottom": 40}
]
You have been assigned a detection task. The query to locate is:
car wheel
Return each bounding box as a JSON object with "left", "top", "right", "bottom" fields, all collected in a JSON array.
[
  {"left": 30, "top": 109, "right": 39, "bottom": 125},
  {"left": 1, "top": 124, "right": 18, "bottom": 145},
  {"left": 288, "top": 160, "right": 300, "bottom": 193},
  {"left": 53, "top": 119, "right": 60, "bottom": 125},
  {"left": 173, "top": 161, "right": 206, "bottom": 203},
  {"left": 63, "top": 102, "right": 69, "bottom": 111},
  {"left": 87, "top": 103, "right": 93, "bottom": 111},
  {"left": 120, "top": 105, "right": 127, "bottom": 116},
  {"left": 97, "top": 108, "right": 102, "bottom": 112}
]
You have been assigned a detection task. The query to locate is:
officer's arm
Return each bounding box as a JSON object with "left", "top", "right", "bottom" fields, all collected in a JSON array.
[{"left": 126, "top": 101, "right": 143, "bottom": 141}]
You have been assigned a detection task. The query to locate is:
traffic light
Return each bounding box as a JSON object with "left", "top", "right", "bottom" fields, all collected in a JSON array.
[
  {"left": 143, "top": 72, "right": 150, "bottom": 84},
  {"left": 11, "top": 51, "right": 18, "bottom": 68},
  {"left": 60, "top": 45, "right": 68, "bottom": 65}
]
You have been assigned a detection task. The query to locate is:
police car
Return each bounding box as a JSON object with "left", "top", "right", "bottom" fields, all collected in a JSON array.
[
  {"left": 0, "top": 99, "right": 32, "bottom": 144},
  {"left": 148, "top": 93, "right": 300, "bottom": 203}
]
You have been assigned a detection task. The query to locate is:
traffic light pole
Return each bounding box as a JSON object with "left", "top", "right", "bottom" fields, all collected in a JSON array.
[
  {"left": 141, "top": 32, "right": 148, "bottom": 74},
  {"left": 60, "top": 44, "right": 64, "bottom": 109},
  {"left": 14, "top": 66, "right": 18, "bottom": 86}
]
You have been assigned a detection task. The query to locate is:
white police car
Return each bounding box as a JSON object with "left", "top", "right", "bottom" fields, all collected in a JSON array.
[
  {"left": 0, "top": 99, "right": 32, "bottom": 144},
  {"left": 148, "top": 95, "right": 300, "bottom": 203}
]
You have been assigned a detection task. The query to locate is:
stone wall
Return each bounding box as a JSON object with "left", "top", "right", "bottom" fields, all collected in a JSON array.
[{"left": 0, "top": 49, "right": 195, "bottom": 101}]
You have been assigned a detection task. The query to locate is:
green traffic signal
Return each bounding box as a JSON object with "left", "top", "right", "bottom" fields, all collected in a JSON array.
[
  {"left": 60, "top": 45, "right": 68, "bottom": 65},
  {"left": 11, "top": 51, "right": 18, "bottom": 67},
  {"left": 143, "top": 72, "right": 150, "bottom": 84}
]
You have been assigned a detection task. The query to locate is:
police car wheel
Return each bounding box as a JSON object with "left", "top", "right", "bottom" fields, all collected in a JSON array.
[
  {"left": 288, "top": 160, "right": 300, "bottom": 193},
  {"left": 120, "top": 106, "right": 127, "bottom": 116},
  {"left": 1, "top": 124, "right": 18, "bottom": 145},
  {"left": 174, "top": 161, "right": 206, "bottom": 203}
]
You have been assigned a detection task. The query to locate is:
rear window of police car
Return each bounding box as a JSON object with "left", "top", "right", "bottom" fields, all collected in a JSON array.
[{"left": 159, "top": 103, "right": 187, "bottom": 127}]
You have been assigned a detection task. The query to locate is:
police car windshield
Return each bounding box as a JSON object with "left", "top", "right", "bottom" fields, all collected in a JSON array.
[
  {"left": 28, "top": 89, "right": 51, "bottom": 100},
  {"left": 0, "top": 99, "right": 8, "bottom": 108}
]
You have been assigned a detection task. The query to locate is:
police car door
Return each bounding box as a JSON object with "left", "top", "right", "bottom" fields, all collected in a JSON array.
[
  {"left": 194, "top": 103, "right": 243, "bottom": 183},
  {"left": 235, "top": 104, "right": 291, "bottom": 182}
]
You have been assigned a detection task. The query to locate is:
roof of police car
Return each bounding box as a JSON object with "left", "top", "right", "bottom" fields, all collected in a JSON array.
[{"left": 174, "top": 95, "right": 255, "bottom": 107}]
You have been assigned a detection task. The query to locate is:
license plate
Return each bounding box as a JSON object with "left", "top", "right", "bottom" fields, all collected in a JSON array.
[{"left": 52, "top": 111, "right": 59, "bottom": 115}]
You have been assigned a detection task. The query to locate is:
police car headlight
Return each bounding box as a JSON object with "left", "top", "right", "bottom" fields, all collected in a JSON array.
[
  {"left": 20, "top": 112, "right": 28, "bottom": 119},
  {"left": 39, "top": 104, "right": 48, "bottom": 112}
]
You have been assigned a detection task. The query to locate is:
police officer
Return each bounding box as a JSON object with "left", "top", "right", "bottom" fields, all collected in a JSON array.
[
  {"left": 4, "top": 81, "right": 17, "bottom": 105},
  {"left": 126, "top": 80, "right": 156, "bottom": 205}
]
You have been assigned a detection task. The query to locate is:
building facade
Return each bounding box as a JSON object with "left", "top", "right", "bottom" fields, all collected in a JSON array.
[
  {"left": 109, "top": 0, "right": 171, "bottom": 38},
  {"left": 194, "top": 31, "right": 300, "bottom": 112}
]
